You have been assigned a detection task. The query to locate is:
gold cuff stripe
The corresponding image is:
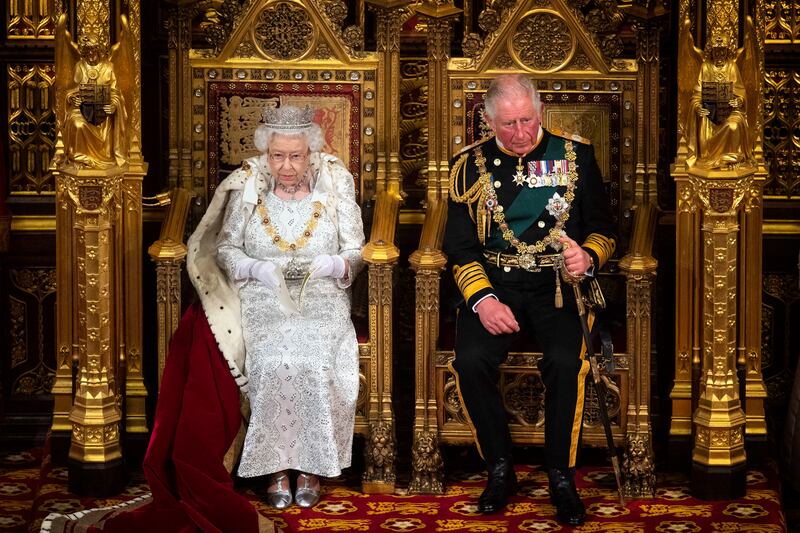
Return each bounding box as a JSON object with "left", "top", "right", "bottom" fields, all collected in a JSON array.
[
  {"left": 453, "top": 262, "right": 493, "bottom": 302},
  {"left": 582, "top": 233, "right": 616, "bottom": 267},
  {"left": 569, "top": 312, "right": 594, "bottom": 467}
]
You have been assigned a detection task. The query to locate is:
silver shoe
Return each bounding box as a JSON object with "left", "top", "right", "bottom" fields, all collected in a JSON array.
[
  {"left": 295, "top": 472, "right": 321, "bottom": 508},
  {"left": 267, "top": 472, "right": 292, "bottom": 509}
]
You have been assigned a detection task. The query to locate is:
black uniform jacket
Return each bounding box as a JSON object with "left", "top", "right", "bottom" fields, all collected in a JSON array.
[{"left": 443, "top": 128, "right": 617, "bottom": 309}]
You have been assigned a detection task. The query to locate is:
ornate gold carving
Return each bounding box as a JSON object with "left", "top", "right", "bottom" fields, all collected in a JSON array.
[
  {"left": 764, "top": 0, "right": 799, "bottom": 42},
  {"left": 233, "top": 40, "right": 257, "bottom": 58},
  {"left": 76, "top": 0, "right": 110, "bottom": 56},
  {"left": 622, "top": 433, "right": 656, "bottom": 498},
  {"left": 409, "top": 430, "right": 444, "bottom": 494},
  {"left": 7, "top": 64, "right": 56, "bottom": 194},
  {"left": 461, "top": 33, "right": 483, "bottom": 58},
  {"left": 7, "top": 0, "right": 55, "bottom": 39},
  {"left": 763, "top": 69, "right": 800, "bottom": 197},
  {"left": 59, "top": 165, "right": 124, "bottom": 465},
  {"left": 54, "top": 14, "right": 134, "bottom": 169},
  {"left": 503, "top": 374, "right": 545, "bottom": 426},
  {"left": 9, "top": 268, "right": 57, "bottom": 395},
  {"left": 363, "top": 419, "right": 396, "bottom": 486},
  {"left": 254, "top": 3, "right": 313, "bottom": 60},
  {"left": 511, "top": 11, "right": 575, "bottom": 73},
  {"left": 677, "top": 14, "right": 761, "bottom": 169},
  {"left": 691, "top": 167, "right": 749, "bottom": 468},
  {"left": 321, "top": 0, "right": 347, "bottom": 27},
  {"left": 566, "top": 51, "right": 593, "bottom": 71}
]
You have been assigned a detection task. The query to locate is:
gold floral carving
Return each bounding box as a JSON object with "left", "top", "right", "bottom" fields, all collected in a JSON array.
[
  {"left": 77, "top": 0, "right": 110, "bottom": 55},
  {"left": 7, "top": 64, "right": 56, "bottom": 193},
  {"left": 511, "top": 11, "right": 575, "bottom": 72},
  {"left": 764, "top": 0, "right": 798, "bottom": 42},
  {"left": 763, "top": 69, "right": 800, "bottom": 197},
  {"left": 7, "top": 0, "right": 55, "bottom": 39},
  {"left": 254, "top": 3, "right": 313, "bottom": 60}
]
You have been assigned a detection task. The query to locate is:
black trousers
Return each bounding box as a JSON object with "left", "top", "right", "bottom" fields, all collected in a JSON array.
[{"left": 451, "top": 264, "right": 590, "bottom": 470}]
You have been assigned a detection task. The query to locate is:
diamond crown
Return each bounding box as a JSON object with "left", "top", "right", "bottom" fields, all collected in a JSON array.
[{"left": 262, "top": 105, "right": 315, "bottom": 130}]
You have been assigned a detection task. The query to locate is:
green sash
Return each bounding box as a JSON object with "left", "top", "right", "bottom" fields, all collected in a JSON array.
[{"left": 487, "top": 186, "right": 554, "bottom": 249}]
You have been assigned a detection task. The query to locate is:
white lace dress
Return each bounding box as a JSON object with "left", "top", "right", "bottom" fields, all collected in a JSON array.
[{"left": 215, "top": 174, "right": 364, "bottom": 478}]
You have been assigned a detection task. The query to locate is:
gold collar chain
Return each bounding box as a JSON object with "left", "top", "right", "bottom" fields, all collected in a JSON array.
[
  {"left": 474, "top": 142, "right": 578, "bottom": 255},
  {"left": 256, "top": 195, "right": 324, "bottom": 252}
]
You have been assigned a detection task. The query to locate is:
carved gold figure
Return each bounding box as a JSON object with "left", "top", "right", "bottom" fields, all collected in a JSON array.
[
  {"left": 678, "top": 16, "right": 760, "bottom": 169},
  {"left": 55, "top": 14, "right": 133, "bottom": 169}
]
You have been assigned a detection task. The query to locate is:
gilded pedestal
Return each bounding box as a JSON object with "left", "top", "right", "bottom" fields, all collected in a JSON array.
[
  {"left": 689, "top": 167, "right": 752, "bottom": 499},
  {"left": 57, "top": 166, "right": 126, "bottom": 496}
]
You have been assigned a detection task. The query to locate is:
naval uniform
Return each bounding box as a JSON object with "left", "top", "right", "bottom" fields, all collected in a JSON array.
[{"left": 443, "top": 128, "right": 616, "bottom": 471}]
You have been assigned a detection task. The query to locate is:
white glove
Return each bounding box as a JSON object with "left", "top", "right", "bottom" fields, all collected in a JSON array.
[
  {"left": 309, "top": 254, "right": 347, "bottom": 280},
  {"left": 236, "top": 258, "right": 280, "bottom": 289}
]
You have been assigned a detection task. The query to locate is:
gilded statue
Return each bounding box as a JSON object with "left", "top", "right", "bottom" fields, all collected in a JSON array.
[
  {"left": 678, "top": 17, "right": 760, "bottom": 169},
  {"left": 54, "top": 14, "right": 134, "bottom": 169}
]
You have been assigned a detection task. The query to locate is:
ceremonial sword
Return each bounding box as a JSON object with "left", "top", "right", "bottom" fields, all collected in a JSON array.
[{"left": 559, "top": 258, "right": 626, "bottom": 505}]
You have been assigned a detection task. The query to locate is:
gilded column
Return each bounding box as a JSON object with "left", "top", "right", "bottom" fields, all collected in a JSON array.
[
  {"left": 416, "top": 1, "right": 461, "bottom": 203},
  {"left": 360, "top": 0, "right": 409, "bottom": 494},
  {"left": 690, "top": 171, "right": 750, "bottom": 499},
  {"left": 669, "top": 172, "right": 698, "bottom": 454},
  {"left": 408, "top": 1, "right": 460, "bottom": 495},
  {"left": 53, "top": 0, "right": 146, "bottom": 492},
  {"left": 408, "top": 201, "right": 448, "bottom": 494},
  {"left": 61, "top": 169, "right": 126, "bottom": 495},
  {"left": 366, "top": 0, "right": 410, "bottom": 197},
  {"left": 618, "top": 204, "right": 658, "bottom": 499},
  {"left": 120, "top": 0, "right": 147, "bottom": 441}
]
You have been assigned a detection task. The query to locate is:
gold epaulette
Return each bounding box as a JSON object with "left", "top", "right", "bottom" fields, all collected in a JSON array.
[
  {"left": 548, "top": 127, "right": 592, "bottom": 145},
  {"left": 453, "top": 136, "right": 492, "bottom": 157},
  {"left": 448, "top": 151, "right": 481, "bottom": 204}
]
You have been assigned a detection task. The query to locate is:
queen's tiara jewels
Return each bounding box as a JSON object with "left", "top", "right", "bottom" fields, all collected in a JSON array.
[{"left": 262, "top": 105, "right": 315, "bottom": 130}]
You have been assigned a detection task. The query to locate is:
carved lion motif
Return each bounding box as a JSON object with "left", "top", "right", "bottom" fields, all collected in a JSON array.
[
  {"left": 409, "top": 431, "right": 444, "bottom": 494},
  {"left": 363, "top": 420, "right": 396, "bottom": 483},
  {"left": 623, "top": 434, "right": 656, "bottom": 498}
]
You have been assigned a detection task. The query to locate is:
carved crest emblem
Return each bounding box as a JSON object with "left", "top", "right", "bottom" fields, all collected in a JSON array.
[
  {"left": 79, "top": 186, "right": 103, "bottom": 210},
  {"left": 709, "top": 188, "right": 734, "bottom": 213}
]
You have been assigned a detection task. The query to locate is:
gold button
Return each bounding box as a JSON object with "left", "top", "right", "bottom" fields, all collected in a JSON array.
[
  {"left": 493, "top": 158, "right": 501, "bottom": 166},
  {"left": 494, "top": 180, "right": 501, "bottom": 188},
  {"left": 537, "top": 221, "right": 546, "bottom": 228}
]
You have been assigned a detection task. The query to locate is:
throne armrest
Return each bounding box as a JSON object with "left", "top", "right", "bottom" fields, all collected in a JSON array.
[
  {"left": 147, "top": 188, "right": 192, "bottom": 389},
  {"left": 362, "top": 190, "right": 402, "bottom": 264}
]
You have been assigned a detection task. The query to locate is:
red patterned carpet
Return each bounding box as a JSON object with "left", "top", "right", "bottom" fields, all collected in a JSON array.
[{"left": 0, "top": 444, "right": 790, "bottom": 533}]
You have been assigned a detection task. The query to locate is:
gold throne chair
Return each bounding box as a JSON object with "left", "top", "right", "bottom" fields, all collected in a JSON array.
[
  {"left": 408, "top": 2, "right": 658, "bottom": 499},
  {"left": 151, "top": 0, "right": 400, "bottom": 493}
]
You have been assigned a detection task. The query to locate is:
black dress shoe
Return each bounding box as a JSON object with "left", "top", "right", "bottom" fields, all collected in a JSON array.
[
  {"left": 477, "top": 457, "right": 518, "bottom": 514},
  {"left": 548, "top": 468, "right": 586, "bottom": 526}
]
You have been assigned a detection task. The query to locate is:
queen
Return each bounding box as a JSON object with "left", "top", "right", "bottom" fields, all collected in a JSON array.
[{"left": 188, "top": 104, "right": 365, "bottom": 509}]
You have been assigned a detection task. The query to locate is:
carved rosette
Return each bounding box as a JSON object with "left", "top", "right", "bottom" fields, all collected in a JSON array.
[
  {"left": 510, "top": 11, "right": 575, "bottom": 72},
  {"left": 503, "top": 373, "right": 545, "bottom": 425},
  {"left": 254, "top": 2, "right": 313, "bottom": 60}
]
